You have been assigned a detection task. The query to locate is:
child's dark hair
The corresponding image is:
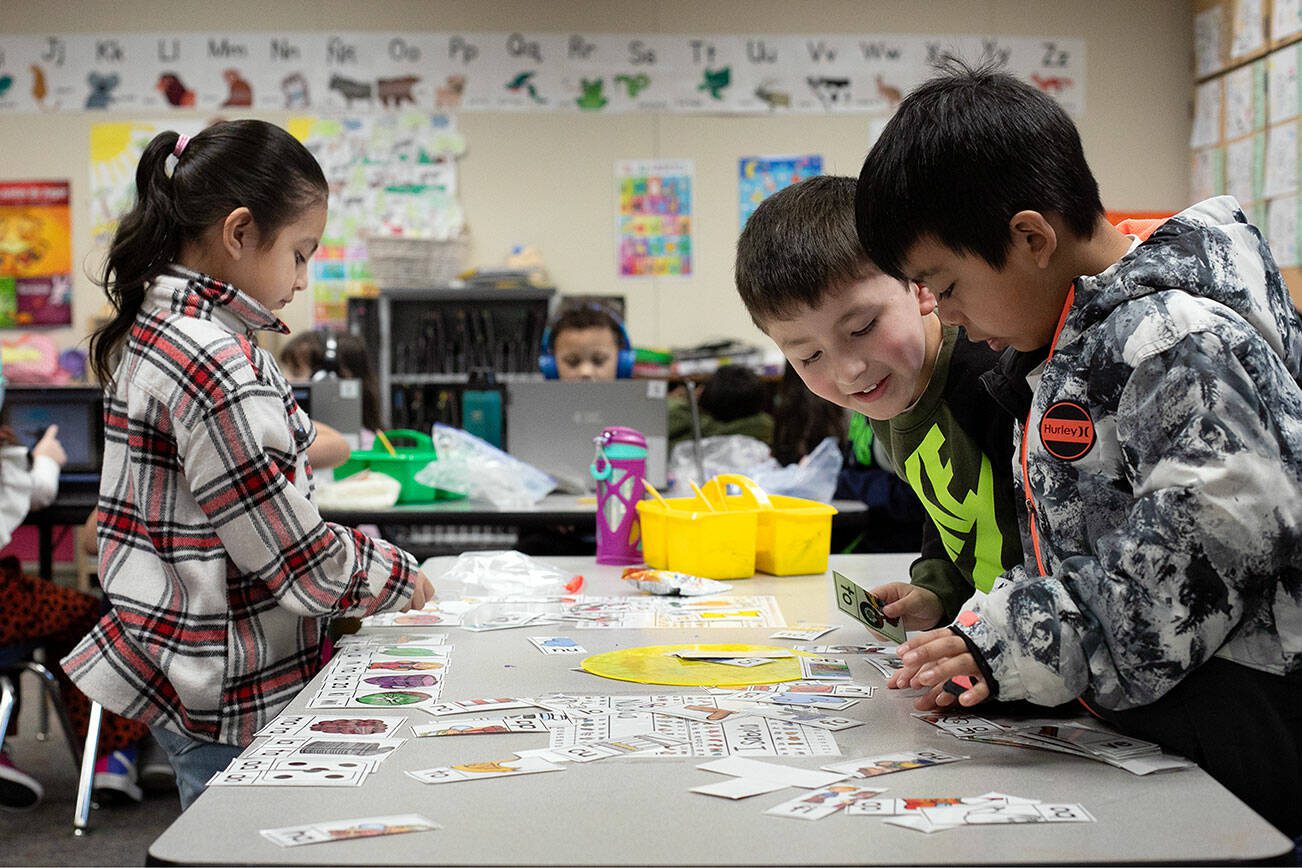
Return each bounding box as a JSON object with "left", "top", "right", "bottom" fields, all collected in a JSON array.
[
  {"left": 548, "top": 304, "right": 624, "bottom": 349},
  {"left": 856, "top": 58, "right": 1104, "bottom": 280},
  {"left": 89, "top": 119, "right": 328, "bottom": 385},
  {"left": 279, "top": 330, "right": 382, "bottom": 432},
  {"left": 699, "top": 364, "right": 766, "bottom": 424},
  {"left": 736, "top": 175, "right": 890, "bottom": 328}
]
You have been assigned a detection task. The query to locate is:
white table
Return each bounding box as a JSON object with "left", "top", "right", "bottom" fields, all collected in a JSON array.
[{"left": 147, "top": 554, "right": 1292, "bottom": 866}]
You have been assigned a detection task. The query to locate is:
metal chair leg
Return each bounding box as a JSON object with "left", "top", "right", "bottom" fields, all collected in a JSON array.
[
  {"left": 32, "top": 648, "right": 50, "bottom": 741},
  {"left": 22, "top": 662, "right": 82, "bottom": 767},
  {"left": 0, "top": 673, "right": 16, "bottom": 752},
  {"left": 73, "top": 701, "right": 103, "bottom": 836}
]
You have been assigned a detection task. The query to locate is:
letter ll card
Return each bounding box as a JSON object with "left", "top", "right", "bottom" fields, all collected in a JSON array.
[
  {"left": 260, "top": 814, "right": 440, "bottom": 847},
  {"left": 832, "top": 570, "right": 906, "bottom": 643}
]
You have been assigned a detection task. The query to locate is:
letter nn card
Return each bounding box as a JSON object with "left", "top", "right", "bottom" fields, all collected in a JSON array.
[{"left": 832, "top": 571, "right": 905, "bottom": 643}]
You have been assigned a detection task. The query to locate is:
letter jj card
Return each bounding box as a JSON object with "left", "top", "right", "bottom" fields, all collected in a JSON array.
[{"left": 832, "top": 571, "right": 906, "bottom": 643}]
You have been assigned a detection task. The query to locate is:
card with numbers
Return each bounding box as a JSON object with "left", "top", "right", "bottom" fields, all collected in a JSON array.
[
  {"left": 208, "top": 757, "right": 370, "bottom": 787},
  {"left": 260, "top": 814, "right": 439, "bottom": 847},
  {"left": 832, "top": 571, "right": 906, "bottom": 643}
]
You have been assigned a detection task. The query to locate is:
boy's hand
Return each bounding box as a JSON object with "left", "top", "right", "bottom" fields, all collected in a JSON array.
[
  {"left": 32, "top": 425, "right": 67, "bottom": 467},
  {"left": 403, "top": 574, "right": 436, "bottom": 612},
  {"left": 896, "top": 628, "right": 990, "bottom": 709},
  {"left": 870, "top": 581, "right": 943, "bottom": 632}
]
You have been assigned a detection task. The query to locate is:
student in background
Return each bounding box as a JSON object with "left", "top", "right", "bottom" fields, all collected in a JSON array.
[
  {"left": 856, "top": 61, "right": 1301, "bottom": 838},
  {"left": 68, "top": 119, "right": 431, "bottom": 810},
  {"left": 279, "top": 329, "right": 383, "bottom": 441},
  {"left": 667, "top": 364, "right": 773, "bottom": 450},
  {"left": 540, "top": 304, "right": 632, "bottom": 381},
  {"left": 0, "top": 425, "right": 151, "bottom": 810},
  {"left": 735, "top": 174, "right": 1022, "bottom": 635}
]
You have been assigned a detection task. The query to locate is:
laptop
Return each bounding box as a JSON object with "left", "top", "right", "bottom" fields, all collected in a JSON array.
[
  {"left": 2, "top": 385, "right": 105, "bottom": 492},
  {"left": 289, "top": 378, "right": 364, "bottom": 447},
  {"left": 505, "top": 380, "right": 669, "bottom": 493}
]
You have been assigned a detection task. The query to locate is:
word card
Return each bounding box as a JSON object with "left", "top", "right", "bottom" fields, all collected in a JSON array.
[
  {"left": 406, "top": 755, "right": 564, "bottom": 784},
  {"left": 254, "top": 714, "right": 408, "bottom": 740},
  {"left": 822, "top": 749, "right": 968, "bottom": 779},
  {"left": 411, "top": 713, "right": 565, "bottom": 737},
  {"left": 765, "top": 784, "right": 886, "bottom": 820},
  {"left": 528, "top": 636, "right": 588, "bottom": 655},
  {"left": 260, "top": 814, "right": 439, "bottom": 847}
]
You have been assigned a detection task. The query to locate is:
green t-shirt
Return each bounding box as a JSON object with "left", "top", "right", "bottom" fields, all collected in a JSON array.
[{"left": 851, "top": 326, "right": 1022, "bottom": 625}]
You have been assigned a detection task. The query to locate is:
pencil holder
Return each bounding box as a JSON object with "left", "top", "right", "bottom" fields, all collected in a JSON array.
[{"left": 590, "top": 426, "right": 647, "bottom": 565}]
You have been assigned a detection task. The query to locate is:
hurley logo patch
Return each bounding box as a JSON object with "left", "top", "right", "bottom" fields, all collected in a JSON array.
[{"left": 1039, "top": 401, "right": 1095, "bottom": 461}]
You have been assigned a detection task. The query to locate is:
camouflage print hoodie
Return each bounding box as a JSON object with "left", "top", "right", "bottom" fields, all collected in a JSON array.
[{"left": 959, "top": 196, "right": 1302, "bottom": 711}]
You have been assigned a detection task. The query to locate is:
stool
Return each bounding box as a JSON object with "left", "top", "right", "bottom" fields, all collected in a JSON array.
[{"left": 0, "top": 644, "right": 103, "bottom": 834}]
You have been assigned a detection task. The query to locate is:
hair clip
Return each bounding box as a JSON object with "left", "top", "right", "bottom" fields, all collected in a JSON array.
[{"left": 164, "top": 134, "right": 190, "bottom": 178}]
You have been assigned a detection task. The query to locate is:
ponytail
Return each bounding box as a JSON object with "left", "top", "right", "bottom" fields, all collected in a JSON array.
[
  {"left": 89, "top": 131, "right": 183, "bottom": 386},
  {"left": 89, "top": 120, "right": 328, "bottom": 386}
]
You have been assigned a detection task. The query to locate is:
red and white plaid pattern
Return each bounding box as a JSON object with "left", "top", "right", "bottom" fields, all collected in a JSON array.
[{"left": 64, "top": 267, "right": 417, "bottom": 746}]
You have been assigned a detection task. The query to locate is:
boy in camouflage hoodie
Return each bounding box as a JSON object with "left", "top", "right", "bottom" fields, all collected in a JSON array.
[{"left": 856, "top": 60, "right": 1301, "bottom": 838}]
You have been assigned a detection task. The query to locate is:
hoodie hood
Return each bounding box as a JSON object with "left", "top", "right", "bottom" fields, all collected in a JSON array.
[{"left": 1070, "top": 196, "right": 1302, "bottom": 383}]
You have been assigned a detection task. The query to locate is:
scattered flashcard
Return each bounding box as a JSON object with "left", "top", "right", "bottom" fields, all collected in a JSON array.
[
  {"left": 763, "top": 693, "right": 858, "bottom": 711},
  {"left": 793, "top": 644, "right": 891, "bottom": 654},
  {"left": 671, "top": 649, "right": 793, "bottom": 659},
  {"left": 764, "top": 784, "right": 886, "bottom": 820},
  {"left": 722, "top": 704, "right": 863, "bottom": 732},
  {"left": 406, "top": 756, "right": 565, "bottom": 783},
  {"left": 411, "top": 713, "right": 564, "bottom": 737},
  {"left": 365, "top": 609, "right": 463, "bottom": 627},
  {"left": 698, "top": 756, "right": 849, "bottom": 789},
  {"left": 260, "top": 814, "right": 439, "bottom": 847},
  {"left": 912, "top": 712, "right": 1008, "bottom": 738},
  {"left": 254, "top": 715, "right": 407, "bottom": 739},
  {"left": 546, "top": 732, "right": 684, "bottom": 763},
  {"left": 691, "top": 777, "right": 789, "bottom": 799},
  {"left": 208, "top": 758, "right": 370, "bottom": 787},
  {"left": 863, "top": 655, "right": 905, "bottom": 678},
  {"left": 462, "top": 612, "right": 542, "bottom": 632},
  {"left": 799, "top": 657, "right": 852, "bottom": 681},
  {"left": 712, "top": 657, "right": 779, "bottom": 668},
  {"left": 822, "top": 750, "right": 969, "bottom": 779},
  {"left": 424, "top": 698, "right": 538, "bottom": 716},
  {"left": 921, "top": 802, "right": 1095, "bottom": 826},
  {"left": 832, "top": 571, "right": 906, "bottom": 643},
  {"left": 243, "top": 737, "right": 404, "bottom": 767},
  {"left": 770, "top": 624, "right": 838, "bottom": 641},
  {"left": 847, "top": 797, "right": 966, "bottom": 816},
  {"left": 528, "top": 636, "right": 587, "bottom": 655}
]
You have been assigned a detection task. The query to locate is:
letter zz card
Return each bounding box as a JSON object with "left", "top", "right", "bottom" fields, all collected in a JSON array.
[{"left": 832, "top": 571, "right": 905, "bottom": 643}]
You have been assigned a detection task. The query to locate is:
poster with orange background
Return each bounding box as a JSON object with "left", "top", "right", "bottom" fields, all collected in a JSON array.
[{"left": 0, "top": 180, "right": 73, "bottom": 327}]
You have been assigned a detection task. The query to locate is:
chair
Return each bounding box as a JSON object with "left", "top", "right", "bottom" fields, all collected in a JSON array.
[{"left": 0, "top": 643, "right": 103, "bottom": 834}]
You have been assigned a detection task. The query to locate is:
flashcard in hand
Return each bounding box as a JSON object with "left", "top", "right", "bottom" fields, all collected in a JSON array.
[
  {"left": 832, "top": 571, "right": 906, "bottom": 643},
  {"left": 770, "top": 624, "right": 838, "bottom": 641},
  {"left": 260, "top": 814, "right": 439, "bottom": 847},
  {"left": 255, "top": 715, "right": 408, "bottom": 739},
  {"left": 822, "top": 749, "right": 969, "bottom": 779},
  {"left": 406, "top": 755, "right": 565, "bottom": 783},
  {"left": 528, "top": 636, "right": 587, "bottom": 655},
  {"left": 764, "top": 784, "right": 886, "bottom": 820}
]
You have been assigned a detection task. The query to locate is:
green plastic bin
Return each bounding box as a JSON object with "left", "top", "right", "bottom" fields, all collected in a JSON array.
[{"left": 333, "top": 429, "right": 465, "bottom": 504}]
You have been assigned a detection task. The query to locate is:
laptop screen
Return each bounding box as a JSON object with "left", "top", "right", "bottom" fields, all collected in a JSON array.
[{"left": 2, "top": 386, "right": 104, "bottom": 474}]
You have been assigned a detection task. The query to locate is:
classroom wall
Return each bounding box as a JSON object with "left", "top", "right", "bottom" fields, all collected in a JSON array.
[{"left": 2, "top": 0, "right": 1194, "bottom": 356}]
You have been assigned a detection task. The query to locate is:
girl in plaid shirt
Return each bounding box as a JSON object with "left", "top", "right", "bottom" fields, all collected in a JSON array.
[{"left": 65, "top": 120, "right": 432, "bottom": 809}]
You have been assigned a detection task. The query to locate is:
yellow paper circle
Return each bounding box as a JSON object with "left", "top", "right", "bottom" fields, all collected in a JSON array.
[{"left": 580, "top": 643, "right": 810, "bottom": 686}]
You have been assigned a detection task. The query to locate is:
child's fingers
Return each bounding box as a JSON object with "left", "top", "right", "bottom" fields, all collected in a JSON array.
[
  {"left": 914, "top": 653, "right": 979, "bottom": 687},
  {"left": 900, "top": 632, "right": 968, "bottom": 667}
]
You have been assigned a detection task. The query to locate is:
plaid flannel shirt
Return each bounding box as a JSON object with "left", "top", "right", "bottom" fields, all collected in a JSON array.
[{"left": 64, "top": 267, "right": 417, "bottom": 746}]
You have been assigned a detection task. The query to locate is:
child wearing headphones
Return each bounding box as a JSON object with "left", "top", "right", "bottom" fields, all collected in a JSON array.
[{"left": 540, "top": 304, "right": 634, "bottom": 381}]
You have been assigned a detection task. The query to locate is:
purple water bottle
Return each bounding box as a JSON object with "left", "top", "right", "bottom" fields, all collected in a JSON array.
[{"left": 590, "top": 425, "right": 648, "bottom": 565}]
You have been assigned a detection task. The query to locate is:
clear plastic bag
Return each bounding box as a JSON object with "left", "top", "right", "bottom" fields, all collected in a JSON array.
[
  {"left": 668, "top": 434, "right": 773, "bottom": 492},
  {"left": 435, "top": 550, "right": 582, "bottom": 599},
  {"left": 415, "top": 423, "right": 557, "bottom": 508},
  {"left": 746, "top": 436, "right": 844, "bottom": 502}
]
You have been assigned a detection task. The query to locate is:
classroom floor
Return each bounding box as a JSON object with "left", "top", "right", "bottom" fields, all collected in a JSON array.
[{"left": 0, "top": 679, "right": 180, "bottom": 866}]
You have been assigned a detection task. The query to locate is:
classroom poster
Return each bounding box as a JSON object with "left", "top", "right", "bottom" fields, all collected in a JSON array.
[
  {"left": 0, "top": 181, "right": 73, "bottom": 327},
  {"left": 300, "top": 112, "right": 466, "bottom": 327},
  {"left": 738, "top": 154, "right": 822, "bottom": 229},
  {"left": 615, "top": 158, "right": 692, "bottom": 277}
]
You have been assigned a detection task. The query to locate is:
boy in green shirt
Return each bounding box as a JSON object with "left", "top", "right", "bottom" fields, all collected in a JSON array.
[{"left": 735, "top": 175, "right": 1021, "bottom": 646}]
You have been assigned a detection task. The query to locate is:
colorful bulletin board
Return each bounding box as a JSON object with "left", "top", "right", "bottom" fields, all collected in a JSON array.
[
  {"left": 616, "top": 159, "right": 693, "bottom": 277},
  {"left": 0, "top": 181, "right": 73, "bottom": 328},
  {"left": 738, "top": 154, "right": 823, "bottom": 229}
]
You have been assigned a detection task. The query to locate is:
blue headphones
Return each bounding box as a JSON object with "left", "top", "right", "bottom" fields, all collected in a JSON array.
[{"left": 539, "top": 305, "right": 635, "bottom": 379}]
